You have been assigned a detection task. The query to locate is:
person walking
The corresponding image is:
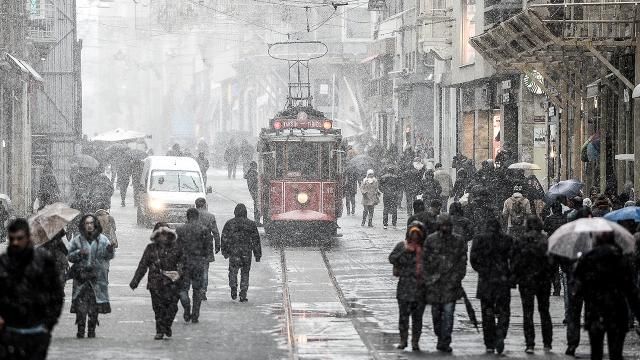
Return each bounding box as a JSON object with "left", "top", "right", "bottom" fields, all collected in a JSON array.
[
  {"left": 512, "top": 216, "right": 554, "bottom": 353},
  {"left": 244, "top": 161, "right": 261, "bottom": 224},
  {"left": 176, "top": 209, "right": 213, "bottom": 323},
  {"left": 0, "top": 219, "right": 64, "bottom": 360},
  {"left": 423, "top": 215, "right": 467, "bottom": 352},
  {"left": 90, "top": 169, "right": 114, "bottom": 212},
  {"left": 40, "top": 229, "right": 69, "bottom": 286},
  {"left": 240, "top": 139, "right": 254, "bottom": 173},
  {"left": 343, "top": 167, "right": 359, "bottom": 216},
  {"left": 421, "top": 170, "right": 442, "bottom": 209},
  {"left": 448, "top": 202, "right": 473, "bottom": 243},
  {"left": 195, "top": 198, "right": 220, "bottom": 301},
  {"left": 130, "top": 159, "right": 144, "bottom": 207},
  {"left": 502, "top": 185, "right": 532, "bottom": 238},
  {"left": 95, "top": 205, "right": 117, "bottom": 249},
  {"left": 360, "top": 169, "right": 380, "bottom": 227},
  {"left": 470, "top": 218, "right": 514, "bottom": 354},
  {"left": 380, "top": 166, "right": 400, "bottom": 229},
  {"left": 543, "top": 202, "right": 567, "bottom": 296},
  {"left": 37, "top": 160, "right": 60, "bottom": 210},
  {"left": 403, "top": 157, "right": 425, "bottom": 216},
  {"left": 68, "top": 214, "right": 115, "bottom": 338},
  {"left": 221, "top": 204, "right": 262, "bottom": 302},
  {"left": 451, "top": 168, "right": 469, "bottom": 201},
  {"left": 433, "top": 163, "right": 453, "bottom": 212},
  {"left": 224, "top": 140, "right": 240, "bottom": 179},
  {"left": 116, "top": 160, "right": 132, "bottom": 207},
  {"left": 389, "top": 221, "right": 427, "bottom": 351},
  {"left": 130, "top": 223, "right": 183, "bottom": 340},
  {"left": 196, "top": 152, "right": 210, "bottom": 188},
  {"left": 574, "top": 232, "right": 640, "bottom": 360}
]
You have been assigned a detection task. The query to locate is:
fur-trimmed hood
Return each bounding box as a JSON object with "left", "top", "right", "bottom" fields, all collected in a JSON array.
[{"left": 150, "top": 226, "right": 177, "bottom": 243}]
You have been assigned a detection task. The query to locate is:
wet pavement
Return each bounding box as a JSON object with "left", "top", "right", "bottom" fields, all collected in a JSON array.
[{"left": 37, "top": 169, "right": 640, "bottom": 359}]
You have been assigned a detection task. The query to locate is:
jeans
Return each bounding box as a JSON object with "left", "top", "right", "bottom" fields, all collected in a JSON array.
[
  {"left": 229, "top": 256, "right": 252, "bottom": 299},
  {"left": 179, "top": 261, "right": 205, "bottom": 320},
  {"left": 519, "top": 284, "right": 553, "bottom": 347},
  {"left": 398, "top": 300, "right": 426, "bottom": 339},
  {"left": 227, "top": 162, "right": 237, "bottom": 179},
  {"left": 0, "top": 332, "right": 51, "bottom": 360},
  {"left": 480, "top": 289, "right": 511, "bottom": 349},
  {"left": 431, "top": 302, "right": 456, "bottom": 348},
  {"left": 362, "top": 205, "right": 374, "bottom": 226},
  {"left": 382, "top": 194, "right": 398, "bottom": 226},
  {"left": 250, "top": 191, "right": 260, "bottom": 222},
  {"left": 150, "top": 288, "right": 179, "bottom": 335},
  {"left": 345, "top": 193, "right": 356, "bottom": 215},
  {"left": 405, "top": 191, "right": 418, "bottom": 215},
  {"left": 587, "top": 322, "right": 626, "bottom": 360}
]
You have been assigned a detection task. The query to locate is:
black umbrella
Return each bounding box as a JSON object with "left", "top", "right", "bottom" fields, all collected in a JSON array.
[
  {"left": 347, "top": 154, "right": 377, "bottom": 177},
  {"left": 462, "top": 290, "right": 479, "bottom": 332}
]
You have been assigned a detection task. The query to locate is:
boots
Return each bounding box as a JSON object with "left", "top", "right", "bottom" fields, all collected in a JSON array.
[
  {"left": 396, "top": 330, "right": 408, "bottom": 349},
  {"left": 411, "top": 334, "right": 421, "bottom": 352},
  {"left": 87, "top": 315, "right": 98, "bottom": 338},
  {"left": 76, "top": 322, "right": 85, "bottom": 338}
]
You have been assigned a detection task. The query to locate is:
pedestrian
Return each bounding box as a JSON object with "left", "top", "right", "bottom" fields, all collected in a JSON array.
[
  {"left": 512, "top": 216, "right": 553, "bottom": 353},
  {"left": 360, "top": 169, "right": 380, "bottom": 227},
  {"left": 502, "top": 185, "right": 532, "bottom": 237},
  {"left": 95, "top": 205, "right": 117, "bottom": 249},
  {"left": 129, "top": 223, "right": 183, "bottom": 340},
  {"left": 0, "top": 219, "right": 64, "bottom": 360},
  {"left": 130, "top": 159, "right": 144, "bottom": 207},
  {"left": 116, "top": 160, "right": 132, "bottom": 207},
  {"left": 40, "top": 229, "right": 69, "bottom": 286},
  {"left": 166, "top": 143, "right": 183, "bottom": 157},
  {"left": 240, "top": 139, "right": 254, "bottom": 173},
  {"left": 68, "top": 214, "right": 115, "bottom": 338},
  {"left": 448, "top": 202, "right": 473, "bottom": 242},
  {"left": 574, "top": 232, "right": 640, "bottom": 360},
  {"left": 467, "top": 187, "right": 500, "bottom": 234},
  {"left": 389, "top": 221, "right": 427, "bottom": 351},
  {"left": 403, "top": 157, "right": 425, "bottom": 216},
  {"left": 37, "top": 160, "right": 60, "bottom": 210},
  {"left": 176, "top": 208, "right": 213, "bottom": 323},
  {"left": 224, "top": 140, "right": 240, "bottom": 179},
  {"left": 470, "top": 218, "right": 514, "bottom": 354},
  {"left": 380, "top": 166, "right": 400, "bottom": 229},
  {"left": 544, "top": 202, "right": 567, "bottom": 296},
  {"left": 434, "top": 163, "right": 453, "bottom": 212},
  {"left": 421, "top": 169, "right": 442, "bottom": 208},
  {"left": 244, "top": 161, "right": 261, "bottom": 224},
  {"left": 423, "top": 215, "right": 467, "bottom": 352},
  {"left": 592, "top": 194, "right": 612, "bottom": 217},
  {"left": 196, "top": 152, "right": 210, "bottom": 188},
  {"left": 407, "top": 199, "right": 436, "bottom": 233},
  {"left": 90, "top": 168, "right": 114, "bottom": 212},
  {"left": 344, "top": 167, "right": 359, "bottom": 216},
  {"left": 195, "top": 198, "right": 221, "bottom": 301},
  {"left": 451, "top": 168, "right": 469, "bottom": 201},
  {"left": 221, "top": 204, "right": 262, "bottom": 302}
]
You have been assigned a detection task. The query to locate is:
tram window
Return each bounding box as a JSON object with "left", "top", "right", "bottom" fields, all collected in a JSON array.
[
  {"left": 286, "top": 143, "right": 319, "bottom": 178},
  {"left": 320, "top": 144, "right": 333, "bottom": 180},
  {"left": 275, "top": 146, "right": 285, "bottom": 178}
]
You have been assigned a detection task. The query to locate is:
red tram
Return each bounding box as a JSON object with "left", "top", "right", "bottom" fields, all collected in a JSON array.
[{"left": 257, "top": 108, "right": 343, "bottom": 236}]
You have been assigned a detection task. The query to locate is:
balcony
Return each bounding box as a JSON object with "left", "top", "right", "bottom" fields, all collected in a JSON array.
[{"left": 27, "top": 0, "right": 56, "bottom": 44}]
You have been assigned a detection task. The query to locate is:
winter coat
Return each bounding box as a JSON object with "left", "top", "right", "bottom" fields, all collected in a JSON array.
[
  {"left": 421, "top": 176, "right": 442, "bottom": 204},
  {"left": 38, "top": 172, "right": 60, "bottom": 209},
  {"left": 360, "top": 178, "right": 380, "bottom": 206},
  {"left": 422, "top": 232, "right": 467, "bottom": 304},
  {"left": 244, "top": 168, "right": 259, "bottom": 197},
  {"left": 502, "top": 193, "right": 532, "bottom": 228},
  {"left": 221, "top": 204, "right": 262, "bottom": 261},
  {"left": 130, "top": 227, "right": 184, "bottom": 291},
  {"left": 574, "top": 244, "right": 640, "bottom": 328},
  {"left": 0, "top": 247, "right": 64, "bottom": 330},
  {"left": 403, "top": 166, "right": 424, "bottom": 194},
  {"left": 434, "top": 169, "right": 453, "bottom": 197},
  {"left": 176, "top": 222, "right": 213, "bottom": 264},
  {"left": 343, "top": 168, "right": 359, "bottom": 196},
  {"left": 40, "top": 232, "right": 69, "bottom": 285},
  {"left": 389, "top": 241, "right": 425, "bottom": 302},
  {"left": 224, "top": 145, "right": 240, "bottom": 163},
  {"left": 467, "top": 202, "right": 501, "bottom": 234},
  {"left": 379, "top": 173, "right": 400, "bottom": 195},
  {"left": 197, "top": 209, "right": 221, "bottom": 259},
  {"left": 591, "top": 198, "right": 612, "bottom": 217},
  {"left": 451, "top": 215, "right": 473, "bottom": 242},
  {"left": 543, "top": 213, "right": 567, "bottom": 236},
  {"left": 407, "top": 210, "right": 437, "bottom": 235},
  {"left": 68, "top": 233, "right": 114, "bottom": 306},
  {"left": 470, "top": 230, "right": 514, "bottom": 300},
  {"left": 512, "top": 230, "right": 553, "bottom": 290},
  {"left": 197, "top": 156, "right": 210, "bottom": 176}
]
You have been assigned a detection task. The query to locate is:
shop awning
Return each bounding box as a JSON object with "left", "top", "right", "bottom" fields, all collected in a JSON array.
[
  {"left": 360, "top": 54, "right": 380, "bottom": 64},
  {"left": 5, "top": 53, "right": 43, "bottom": 82},
  {"left": 91, "top": 128, "right": 148, "bottom": 142}
]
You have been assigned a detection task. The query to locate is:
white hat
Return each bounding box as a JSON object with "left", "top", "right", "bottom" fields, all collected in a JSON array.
[{"left": 366, "top": 169, "right": 374, "bottom": 176}]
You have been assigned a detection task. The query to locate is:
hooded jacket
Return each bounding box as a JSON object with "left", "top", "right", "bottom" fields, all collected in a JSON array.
[
  {"left": 502, "top": 192, "right": 532, "bottom": 228},
  {"left": 130, "top": 226, "right": 183, "bottom": 291},
  {"left": 221, "top": 204, "right": 262, "bottom": 261}
]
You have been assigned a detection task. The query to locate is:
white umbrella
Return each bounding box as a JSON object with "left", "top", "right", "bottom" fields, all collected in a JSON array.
[
  {"left": 508, "top": 162, "right": 542, "bottom": 170},
  {"left": 91, "top": 128, "right": 147, "bottom": 142},
  {"left": 548, "top": 218, "right": 636, "bottom": 259}
]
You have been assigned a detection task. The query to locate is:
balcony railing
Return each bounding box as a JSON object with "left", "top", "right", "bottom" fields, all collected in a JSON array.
[{"left": 27, "top": 0, "right": 56, "bottom": 44}]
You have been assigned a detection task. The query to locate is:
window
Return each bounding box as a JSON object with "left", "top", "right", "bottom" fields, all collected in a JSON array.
[
  {"left": 276, "top": 143, "right": 320, "bottom": 179},
  {"left": 461, "top": 0, "right": 476, "bottom": 65},
  {"left": 320, "top": 144, "right": 334, "bottom": 180},
  {"left": 150, "top": 170, "right": 202, "bottom": 193}
]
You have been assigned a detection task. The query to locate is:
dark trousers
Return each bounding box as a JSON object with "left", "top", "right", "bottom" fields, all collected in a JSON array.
[
  {"left": 382, "top": 194, "right": 398, "bottom": 226},
  {"left": 118, "top": 183, "right": 128, "bottom": 205},
  {"left": 345, "top": 193, "right": 356, "bottom": 214},
  {"left": 362, "top": 205, "right": 374, "bottom": 226},
  {"left": 150, "top": 288, "right": 179, "bottom": 335},
  {"left": 431, "top": 302, "right": 456, "bottom": 348},
  {"left": 551, "top": 267, "right": 561, "bottom": 295},
  {"left": 227, "top": 162, "right": 237, "bottom": 179},
  {"left": 480, "top": 291, "right": 511, "bottom": 349},
  {"left": 405, "top": 191, "right": 418, "bottom": 215},
  {"left": 587, "top": 323, "right": 626, "bottom": 360},
  {"left": 203, "top": 262, "right": 210, "bottom": 293},
  {"left": 229, "top": 256, "right": 252, "bottom": 299},
  {"left": 179, "top": 262, "right": 205, "bottom": 320},
  {"left": 76, "top": 312, "right": 99, "bottom": 334},
  {"left": 440, "top": 196, "right": 449, "bottom": 212},
  {"left": 398, "top": 300, "right": 426, "bottom": 339},
  {"left": 0, "top": 332, "right": 51, "bottom": 360},
  {"left": 250, "top": 191, "right": 260, "bottom": 222},
  {"left": 566, "top": 276, "right": 584, "bottom": 348},
  {"left": 520, "top": 284, "right": 553, "bottom": 347}
]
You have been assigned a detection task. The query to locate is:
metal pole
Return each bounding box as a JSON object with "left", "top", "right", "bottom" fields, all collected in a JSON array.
[{"left": 634, "top": 14, "right": 640, "bottom": 194}]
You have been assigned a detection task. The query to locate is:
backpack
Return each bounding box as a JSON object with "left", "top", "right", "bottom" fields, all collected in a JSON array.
[{"left": 510, "top": 198, "right": 526, "bottom": 226}]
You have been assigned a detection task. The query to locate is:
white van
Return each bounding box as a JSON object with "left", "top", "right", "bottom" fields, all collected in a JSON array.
[{"left": 137, "top": 156, "right": 211, "bottom": 226}]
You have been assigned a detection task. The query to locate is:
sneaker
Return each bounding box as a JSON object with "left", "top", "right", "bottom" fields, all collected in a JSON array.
[
  {"left": 543, "top": 345, "right": 552, "bottom": 352},
  {"left": 383, "top": 226, "right": 388, "bottom": 229},
  {"left": 239, "top": 298, "right": 248, "bottom": 303},
  {"left": 525, "top": 347, "right": 534, "bottom": 354},
  {"left": 396, "top": 342, "right": 407, "bottom": 350},
  {"left": 154, "top": 333, "right": 164, "bottom": 340},
  {"left": 565, "top": 346, "right": 577, "bottom": 357}
]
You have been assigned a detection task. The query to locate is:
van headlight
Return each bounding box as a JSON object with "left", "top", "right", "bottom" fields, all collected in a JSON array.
[
  {"left": 148, "top": 199, "right": 165, "bottom": 212},
  {"left": 296, "top": 192, "right": 309, "bottom": 205}
]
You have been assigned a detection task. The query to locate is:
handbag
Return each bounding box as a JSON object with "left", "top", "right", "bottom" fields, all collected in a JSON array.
[
  {"left": 67, "top": 263, "right": 96, "bottom": 282},
  {"left": 156, "top": 251, "right": 180, "bottom": 283}
]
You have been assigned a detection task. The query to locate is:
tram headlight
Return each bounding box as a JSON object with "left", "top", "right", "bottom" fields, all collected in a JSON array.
[
  {"left": 296, "top": 192, "right": 309, "bottom": 205},
  {"left": 273, "top": 120, "right": 282, "bottom": 130},
  {"left": 323, "top": 120, "right": 332, "bottom": 130}
]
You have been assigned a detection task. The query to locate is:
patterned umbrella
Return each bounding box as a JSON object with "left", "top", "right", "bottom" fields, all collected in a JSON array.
[{"left": 29, "top": 203, "right": 80, "bottom": 246}]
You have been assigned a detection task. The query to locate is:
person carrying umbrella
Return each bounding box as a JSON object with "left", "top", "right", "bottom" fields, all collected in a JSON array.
[{"left": 360, "top": 169, "right": 380, "bottom": 227}]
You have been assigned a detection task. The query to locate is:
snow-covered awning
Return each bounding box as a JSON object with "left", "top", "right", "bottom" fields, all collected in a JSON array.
[{"left": 91, "top": 128, "right": 148, "bottom": 142}]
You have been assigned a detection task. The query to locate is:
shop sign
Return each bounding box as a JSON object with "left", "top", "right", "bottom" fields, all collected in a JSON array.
[{"left": 533, "top": 126, "right": 546, "bottom": 148}]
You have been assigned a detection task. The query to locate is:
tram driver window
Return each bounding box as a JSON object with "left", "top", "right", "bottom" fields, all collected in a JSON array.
[{"left": 286, "top": 143, "right": 319, "bottom": 178}]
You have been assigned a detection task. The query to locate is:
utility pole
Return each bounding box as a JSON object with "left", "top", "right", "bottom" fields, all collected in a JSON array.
[{"left": 635, "top": 16, "right": 640, "bottom": 195}]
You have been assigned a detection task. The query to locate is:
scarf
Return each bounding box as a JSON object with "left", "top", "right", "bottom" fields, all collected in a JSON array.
[
  {"left": 413, "top": 162, "right": 424, "bottom": 170},
  {"left": 405, "top": 226, "right": 424, "bottom": 283}
]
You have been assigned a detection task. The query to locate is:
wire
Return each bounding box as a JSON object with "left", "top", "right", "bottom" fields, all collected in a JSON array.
[{"left": 184, "top": 0, "right": 290, "bottom": 35}]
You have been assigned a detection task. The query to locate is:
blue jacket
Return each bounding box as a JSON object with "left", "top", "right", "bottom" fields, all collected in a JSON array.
[{"left": 68, "top": 233, "right": 114, "bottom": 305}]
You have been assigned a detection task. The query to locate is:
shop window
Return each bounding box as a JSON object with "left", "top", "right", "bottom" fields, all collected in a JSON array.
[{"left": 461, "top": 0, "right": 476, "bottom": 65}]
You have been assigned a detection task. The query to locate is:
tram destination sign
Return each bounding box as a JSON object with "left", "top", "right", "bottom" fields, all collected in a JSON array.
[{"left": 272, "top": 115, "right": 332, "bottom": 130}]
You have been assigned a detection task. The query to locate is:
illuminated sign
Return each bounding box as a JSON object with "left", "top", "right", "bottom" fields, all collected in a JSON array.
[{"left": 271, "top": 117, "right": 332, "bottom": 130}]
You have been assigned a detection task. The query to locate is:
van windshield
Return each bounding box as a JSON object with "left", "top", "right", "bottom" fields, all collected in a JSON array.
[{"left": 150, "top": 170, "right": 202, "bottom": 193}]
